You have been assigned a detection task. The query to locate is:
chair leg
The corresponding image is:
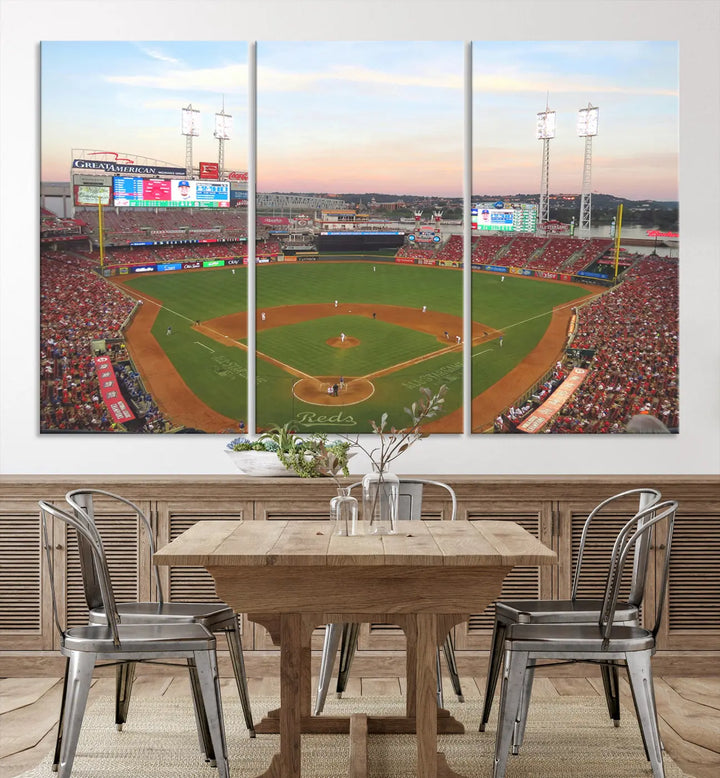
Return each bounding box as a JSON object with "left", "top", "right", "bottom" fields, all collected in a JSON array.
[
  {"left": 511, "top": 659, "right": 536, "bottom": 754},
  {"left": 625, "top": 651, "right": 665, "bottom": 778},
  {"left": 436, "top": 648, "right": 444, "bottom": 708},
  {"left": 225, "top": 617, "right": 256, "bottom": 736},
  {"left": 480, "top": 618, "right": 507, "bottom": 731},
  {"left": 336, "top": 623, "right": 360, "bottom": 697},
  {"left": 188, "top": 658, "right": 216, "bottom": 764},
  {"left": 194, "top": 649, "right": 229, "bottom": 778},
  {"left": 493, "top": 649, "right": 529, "bottom": 778},
  {"left": 114, "top": 661, "right": 136, "bottom": 730},
  {"left": 314, "top": 622, "right": 343, "bottom": 715},
  {"left": 52, "top": 656, "right": 71, "bottom": 771},
  {"left": 442, "top": 632, "right": 464, "bottom": 702},
  {"left": 600, "top": 660, "right": 621, "bottom": 726},
  {"left": 56, "top": 651, "right": 95, "bottom": 778}
]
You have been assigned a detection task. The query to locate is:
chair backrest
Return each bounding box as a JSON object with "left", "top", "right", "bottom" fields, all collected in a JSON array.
[
  {"left": 66, "top": 489, "right": 165, "bottom": 607},
  {"left": 599, "top": 499, "right": 678, "bottom": 640},
  {"left": 349, "top": 478, "right": 457, "bottom": 521},
  {"left": 572, "top": 488, "right": 662, "bottom": 605},
  {"left": 38, "top": 500, "right": 122, "bottom": 647}
]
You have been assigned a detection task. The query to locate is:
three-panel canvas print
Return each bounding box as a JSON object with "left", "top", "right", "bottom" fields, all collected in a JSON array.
[{"left": 40, "top": 41, "right": 679, "bottom": 435}]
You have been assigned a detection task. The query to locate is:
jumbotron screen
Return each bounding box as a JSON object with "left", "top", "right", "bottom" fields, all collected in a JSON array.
[
  {"left": 112, "top": 177, "right": 230, "bottom": 208},
  {"left": 471, "top": 203, "right": 537, "bottom": 233}
]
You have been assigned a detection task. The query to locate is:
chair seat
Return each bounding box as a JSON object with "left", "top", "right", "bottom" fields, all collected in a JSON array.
[
  {"left": 506, "top": 623, "right": 655, "bottom": 653},
  {"left": 497, "top": 598, "right": 639, "bottom": 624},
  {"left": 63, "top": 623, "right": 216, "bottom": 653},
  {"left": 89, "top": 601, "right": 235, "bottom": 627}
]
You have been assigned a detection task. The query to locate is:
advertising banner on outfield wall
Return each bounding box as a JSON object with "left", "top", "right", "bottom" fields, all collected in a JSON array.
[{"left": 94, "top": 356, "right": 136, "bottom": 424}]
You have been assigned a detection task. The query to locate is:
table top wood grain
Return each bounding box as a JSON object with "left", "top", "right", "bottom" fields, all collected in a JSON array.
[{"left": 154, "top": 519, "right": 557, "bottom": 569}]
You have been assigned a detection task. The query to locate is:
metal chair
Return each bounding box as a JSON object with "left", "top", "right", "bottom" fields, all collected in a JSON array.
[
  {"left": 480, "top": 487, "right": 662, "bottom": 733},
  {"left": 39, "top": 500, "right": 229, "bottom": 778},
  {"left": 314, "top": 478, "right": 462, "bottom": 715},
  {"left": 57, "top": 488, "right": 253, "bottom": 765},
  {"left": 492, "top": 499, "right": 678, "bottom": 778}
]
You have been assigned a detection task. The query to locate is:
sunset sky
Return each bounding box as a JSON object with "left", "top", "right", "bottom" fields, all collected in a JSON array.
[
  {"left": 41, "top": 41, "right": 250, "bottom": 182},
  {"left": 41, "top": 40, "right": 678, "bottom": 200},
  {"left": 473, "top": 41, "right": 679, "bottom": 201}
]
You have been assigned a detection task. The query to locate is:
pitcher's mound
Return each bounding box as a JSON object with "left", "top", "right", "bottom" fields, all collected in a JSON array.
[
  {"left": 293, "top": 377, "right": 374, "bottom": 406},
  {"left": 327, "top": 336, "right": 360, "bottom": 349}
]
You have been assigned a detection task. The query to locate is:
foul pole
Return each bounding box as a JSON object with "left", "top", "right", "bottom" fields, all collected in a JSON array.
[
  {"left": 98, "top": 197, "right": 105, "bottom": 269},
  {"left": 613, "top": 203, "right": 623, "bottom": 281}
]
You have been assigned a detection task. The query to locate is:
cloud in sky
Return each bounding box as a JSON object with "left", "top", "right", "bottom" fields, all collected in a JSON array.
[
  {"left": 137, "top": 45, "right": 183, "bottom": 66},
  {"left": 40, "top": 40, "right": 677, "bottom": 199},
  {"left": 105, "top": 63, "right": 249, "bottom": 93}
]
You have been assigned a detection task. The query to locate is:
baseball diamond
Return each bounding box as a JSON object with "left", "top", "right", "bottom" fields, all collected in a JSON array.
[{"left": 116, "top": 258, "right": 596, "bottom": 433}]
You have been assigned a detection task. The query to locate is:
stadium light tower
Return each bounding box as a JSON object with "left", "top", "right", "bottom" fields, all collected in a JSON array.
[
  {"left": 181, "top": 104, "right": 200, "bottom": 178},
  {"left": 536, "top": 100, "right": 556, "bottom": 231},
  {"left": 214, "top": 97, "right": 232, "bottom": 179},
  {"left": 577, "top": 103, "right": 599, "bottom": 237}
]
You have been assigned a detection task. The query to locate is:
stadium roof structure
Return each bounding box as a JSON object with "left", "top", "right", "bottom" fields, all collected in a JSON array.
[{"left": 258, "top": 192, "right": 349, "bottom": 210}]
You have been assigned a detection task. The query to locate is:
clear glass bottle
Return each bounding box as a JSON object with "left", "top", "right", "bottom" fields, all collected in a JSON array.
[
  {"left": 330, "top": 486, "right": 358, "bottom": 536},
  {"left": 362, "top": 467, "right": 399, "bottom": 535}
]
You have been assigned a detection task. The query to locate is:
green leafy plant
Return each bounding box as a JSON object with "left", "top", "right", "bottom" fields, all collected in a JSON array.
[
  {"left": 345, "top": 385, "right": 448, "bottom": 472},
  {"left": 227, "top": 423, "right": 352, "bottom": 479}
]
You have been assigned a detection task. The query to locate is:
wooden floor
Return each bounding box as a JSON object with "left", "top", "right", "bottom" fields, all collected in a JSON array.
[{"left": 1, "top": 674, "right": 718, "bottom": 778}]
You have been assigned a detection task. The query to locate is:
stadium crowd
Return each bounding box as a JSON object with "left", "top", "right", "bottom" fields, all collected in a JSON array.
[
  {"left": 40, "top": 250, "right": 170, "bottom": 432},
  {"left": 547, "top": 256, "right": 679, "bottom": 433},
  {"left": 79, "top": 208, "right": 248, "bottom": 246},
  {"left": 73, "top": 237, "right": 280, "bottom": 267}
]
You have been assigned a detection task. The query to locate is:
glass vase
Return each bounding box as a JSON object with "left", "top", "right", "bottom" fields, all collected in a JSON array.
[
  {"left": 330, "top": 487, "right": 358, "bottom": 537},
  {"left": 362, "top": 467, "right": 399, "bottom": 535}
]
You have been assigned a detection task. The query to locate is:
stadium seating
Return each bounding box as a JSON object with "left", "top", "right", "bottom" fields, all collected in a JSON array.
[
  {"left": 40, "top": 250, "right": 170, "bottom": 433},
  {"left": 434, "top": 234, "right": 463, "bottom": 263},
  {"left": 548, "top": 256, "right": 679, "bottom": 432},
  {"left": 562, "top": 238, "right": 613, "bottom": 274},
  {"left": 471, "top": 234, "right": 514, "bottom": 264},
  {"left": 395, "top": 243, "right": 438, "bottom": 261},
  {"left": 525, "top": 237, "right": 581, "bottom": 272},
  {"left": 77, "top": 208, "right": 248, "bottom": 247}
]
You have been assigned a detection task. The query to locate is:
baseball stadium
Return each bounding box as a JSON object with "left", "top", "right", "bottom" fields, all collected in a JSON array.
[{"left": 39, "top": 151, "right": 679, "bottom": 436}]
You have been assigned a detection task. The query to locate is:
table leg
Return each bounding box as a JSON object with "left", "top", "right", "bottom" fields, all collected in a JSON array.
[
  {"left": 416, "top": 612, "right": 439, "bottom": 777},
  {"left": 415, "top": 613, "right": 468, "bottom": 778},
  {"left": 257, "top": 612, "right": 315, "bottom": 778}
]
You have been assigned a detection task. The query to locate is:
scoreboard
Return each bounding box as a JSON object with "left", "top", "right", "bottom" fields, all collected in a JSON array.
[
  {"left": 471, "top": 203, "right": 537, "bottom": 233},
  {"left": 112, "top": 177, "right": 230, "bottom": 208}
]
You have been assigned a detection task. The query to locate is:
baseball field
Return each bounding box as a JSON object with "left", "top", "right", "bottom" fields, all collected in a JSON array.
[{"left": 117, "top": 258, "right": 596, "bottom": 433}]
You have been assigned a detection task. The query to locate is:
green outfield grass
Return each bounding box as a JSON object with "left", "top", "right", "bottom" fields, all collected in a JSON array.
[{"left": 121, "top": 260, "right": 593, "bottom": 433}]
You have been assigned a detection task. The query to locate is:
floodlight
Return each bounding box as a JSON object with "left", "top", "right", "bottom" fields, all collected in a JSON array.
[
  {"left": 577, "top": 106, "right": 599, "bottom": 137},
  {"left": 536, "top": 110, "right": 556, "bottom": 140},
  {"left": 181, "top": 106, "right": 200, "bottom": 137},
  {"left": 214, "top": 112, "right": 232, "bottom": 140}
]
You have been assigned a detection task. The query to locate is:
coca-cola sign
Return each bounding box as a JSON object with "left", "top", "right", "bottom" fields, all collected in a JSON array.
[{"left": 227, "top": 171, "right": 248, "bottom": 181}]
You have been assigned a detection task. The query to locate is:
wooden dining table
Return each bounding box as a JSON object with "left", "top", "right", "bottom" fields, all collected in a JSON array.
[{"left": 154, "top": 518, "right": 556, "bottom": 778}]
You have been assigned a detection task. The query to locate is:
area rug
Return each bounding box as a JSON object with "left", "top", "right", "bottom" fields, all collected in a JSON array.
[{"left": 19, "top": 694, "right": 690, "bottom": 777}]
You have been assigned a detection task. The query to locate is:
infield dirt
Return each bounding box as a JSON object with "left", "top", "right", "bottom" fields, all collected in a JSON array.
[{"left": 119, "top": 282, "right": 588, "bottom": 433}]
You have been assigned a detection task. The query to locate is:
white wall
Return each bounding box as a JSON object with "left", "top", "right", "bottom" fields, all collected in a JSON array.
[{"left": 1, "top": 0, "right": 718, "bottom": 476}]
